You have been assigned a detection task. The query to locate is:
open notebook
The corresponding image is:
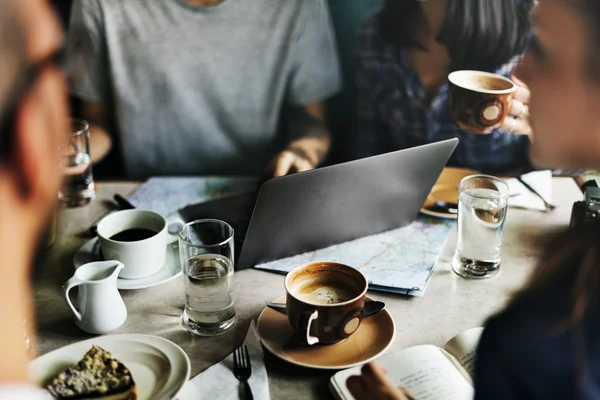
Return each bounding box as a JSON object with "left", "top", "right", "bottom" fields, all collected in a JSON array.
[{"left": 330, "top": 327, "right": 484, "bottom": 400}]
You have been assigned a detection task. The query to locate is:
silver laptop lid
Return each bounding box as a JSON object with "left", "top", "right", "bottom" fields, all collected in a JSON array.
[{"left": 238, "top": 139, "right": 459, "bottom": 269}]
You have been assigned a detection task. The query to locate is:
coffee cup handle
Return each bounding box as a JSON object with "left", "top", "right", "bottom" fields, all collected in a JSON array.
[
  {"left": 62, "top": 277, "right": 84, "bottom": 322},
  {"left": 296, "top": 310, "right": 320, "bottom": 346}
]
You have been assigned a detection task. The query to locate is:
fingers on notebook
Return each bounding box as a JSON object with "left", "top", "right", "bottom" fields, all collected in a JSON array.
[{"left": 346, "top": 363, "right": 413, "bottom": 400}]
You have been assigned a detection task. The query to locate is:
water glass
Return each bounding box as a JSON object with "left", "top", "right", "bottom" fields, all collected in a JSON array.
[
  {"left": 59, "top": 119, "right": 95, "bottom": 207},
  {"left": 452, "top": 175, "right": 510, "bottom": 279},
  {"left": 178, "top": 219, "right": 236, "bottom": 336}
]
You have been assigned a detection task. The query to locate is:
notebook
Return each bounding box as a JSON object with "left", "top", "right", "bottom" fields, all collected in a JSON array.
[{"left": 330, "top": 327, "right": 484, "bottom": 400}]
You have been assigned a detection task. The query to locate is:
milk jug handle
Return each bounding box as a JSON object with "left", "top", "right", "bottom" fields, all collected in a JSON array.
[{"left": 62, "top": 277, "right": 84, "bottom": 322}]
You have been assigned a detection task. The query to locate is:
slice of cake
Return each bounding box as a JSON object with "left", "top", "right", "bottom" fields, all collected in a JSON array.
[{"left": 46, "top": 345, "right": 136, "bottom": 400}]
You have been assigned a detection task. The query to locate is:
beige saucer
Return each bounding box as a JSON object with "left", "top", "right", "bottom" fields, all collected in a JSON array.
[
  {"left": 420, "top": 167, "right": 479, "bottom": 219},
  {"left": 257, "top": 296, "right": 395, "bottom": 370}
]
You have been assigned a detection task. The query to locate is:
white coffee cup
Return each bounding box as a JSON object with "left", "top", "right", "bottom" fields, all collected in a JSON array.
[{"left": 97, "top": 210, "right": 167, "bottom": 279}]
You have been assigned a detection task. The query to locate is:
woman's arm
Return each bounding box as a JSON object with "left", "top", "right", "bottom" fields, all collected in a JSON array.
[{"left": 352, "top": 20, "right": 392, "bottom": 160}]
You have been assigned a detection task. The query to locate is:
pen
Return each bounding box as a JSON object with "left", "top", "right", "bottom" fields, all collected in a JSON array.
[
  {"left": 89, "top": 194, "right": 136, "bottom": 235},
  {"left": 113, "top": 194, "right": 136, "bottom": 210}
]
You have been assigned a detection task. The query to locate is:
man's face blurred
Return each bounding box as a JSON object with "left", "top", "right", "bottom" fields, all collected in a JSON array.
[
  {"left": 516, "top": 0, "right": 600, "bottom": 169},
  {"left": 16, "top": 0, "right": 69, "bottom": 213}
]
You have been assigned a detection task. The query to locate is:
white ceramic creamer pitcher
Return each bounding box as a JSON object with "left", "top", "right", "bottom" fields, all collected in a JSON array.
[{"left": 63, "top": 261, "right": 127, "bottom": 334}]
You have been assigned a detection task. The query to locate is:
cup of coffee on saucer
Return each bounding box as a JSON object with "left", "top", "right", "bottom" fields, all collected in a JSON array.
[
  {"left": 97, "top": 209, "right": 168, "bottom": 279},
  {"left": 448, "top": 70, "right": 517, "bottom": 134},
  {"left": 277, "top": 262, "right": 379, "bottom": 346}
]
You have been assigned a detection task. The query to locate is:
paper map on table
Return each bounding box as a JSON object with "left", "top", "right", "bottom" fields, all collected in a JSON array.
[
  {"left": 128, "top": 177, "right": 453, "bottom": 297},
  {"left": 256, "top": 216, "right": 453, "bottom": 297},
  {"left": 127, "top": 177, "right": 257, "bottom": 218}
]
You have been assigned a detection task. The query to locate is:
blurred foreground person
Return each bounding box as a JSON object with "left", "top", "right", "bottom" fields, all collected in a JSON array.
[
  {"left": 475, "top": 0, "right": 600, "bottom": 396},
  {"left": 69, "top": 0, "right": 341, "bottom": 178},
  {"left": 0, "top": 0, "right": 69, "bottom": 398},
  {"left": 351, "top": 0, "right": 600, "bottom": 398}
]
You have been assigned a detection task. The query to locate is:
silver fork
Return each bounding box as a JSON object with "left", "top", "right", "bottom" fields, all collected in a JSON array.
[{"left": 233, "top": 345, "right": 253, "bottom": 400}]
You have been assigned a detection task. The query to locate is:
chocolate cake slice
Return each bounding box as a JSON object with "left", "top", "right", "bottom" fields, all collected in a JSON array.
[{"left": 47, "top": 345, "right": 136, "bottom": 400}]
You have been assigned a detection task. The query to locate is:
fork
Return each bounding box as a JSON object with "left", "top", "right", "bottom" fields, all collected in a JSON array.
[{"left": 233, "top": 344, "right": 253, "bottom": 400}]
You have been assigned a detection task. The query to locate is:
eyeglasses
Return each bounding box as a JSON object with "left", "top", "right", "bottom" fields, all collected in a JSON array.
[{"left": 0, "top": 46, "right": 66, "bottom": 160}]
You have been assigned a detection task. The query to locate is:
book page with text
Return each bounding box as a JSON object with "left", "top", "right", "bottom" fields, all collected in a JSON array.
[
  {"left": 442, "top": 327, "right": 484, "bottom": 378},
  {"left": 382, "top": 345, "right": 474, "bottom": 400}
]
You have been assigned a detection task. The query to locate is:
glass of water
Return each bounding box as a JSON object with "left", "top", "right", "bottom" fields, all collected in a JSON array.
[
  {"left": 178, "top": 219, "right": 236, "bottom": 336},
  {"left": 59, "top": 119, "right": 95, "bottom": 207},
  {"left": 452, "top": 175, "right": 510, "bottom": 279}
]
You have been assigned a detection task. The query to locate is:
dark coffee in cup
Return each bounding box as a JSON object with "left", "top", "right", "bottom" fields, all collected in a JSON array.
[
  {"left": 109, "top": 228, "right": 158, "bottom": 242},
  {"left": 285, "top": 262, "right": 368, "bottom": 345},
  {"left": 97, "top": 210, "right": 168, "bottom": 279},
  {"left": 448, "top": 70, "right": 517, "bottom": 134}
]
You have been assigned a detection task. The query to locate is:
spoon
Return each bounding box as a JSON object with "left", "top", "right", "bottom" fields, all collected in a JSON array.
[
  {"left": 168, "top": 222, "right": 183, "bottom": 235},
  {"left": 517, "top": 177, "right": 557, "bottom": 211}
]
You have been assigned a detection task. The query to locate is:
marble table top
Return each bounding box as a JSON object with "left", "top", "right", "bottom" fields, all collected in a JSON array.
[{"left": 34, "top": 178, "right": 583, "bottom": 399}]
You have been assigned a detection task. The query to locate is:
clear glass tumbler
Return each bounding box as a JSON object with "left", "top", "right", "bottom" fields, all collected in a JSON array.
[
  {"left": 59, "top": 119, "right": 95, "bottom": 207},
  {"left": 452, "top": 175, "right": 510, "bottom": 279},
  {"left": 178, "top": 219, "right": 236, "bottom": 336}
]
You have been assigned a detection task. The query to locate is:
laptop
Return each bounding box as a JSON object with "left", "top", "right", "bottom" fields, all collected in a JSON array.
[{"left": 181, "top": 138, "right": 458, "bottom": 270}]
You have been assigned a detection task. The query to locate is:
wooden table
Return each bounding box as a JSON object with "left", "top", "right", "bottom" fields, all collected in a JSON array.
[{"left": 35, "top": 178, "right": 582, "bottom": 399}]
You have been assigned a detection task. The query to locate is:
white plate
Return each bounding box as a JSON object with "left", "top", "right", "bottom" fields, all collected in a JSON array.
[
  {"left": 419, "top": 208, "right": 458, "bottom": 220},
  {"left": 31, "top": 334, "right": 191, "bottom": 400},
  {"left": 74, "top": 238, "right": 181, "bottom": 290}
]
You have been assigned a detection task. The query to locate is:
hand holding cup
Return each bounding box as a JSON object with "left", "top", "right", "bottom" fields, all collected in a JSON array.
[
  {"left": 448, "top": 70, "right": 532, "bottom": 137},
  {"left": 500, "top": 75, "right": 532, "bottom": 137}
]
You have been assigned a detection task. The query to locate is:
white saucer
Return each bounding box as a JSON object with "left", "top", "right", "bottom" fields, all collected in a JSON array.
[
  {"left": 30, "top": 334, "right": 191, "bottom": 400},
  {"left": 74, "top": 238, "right": 181, "bottom": 290}
]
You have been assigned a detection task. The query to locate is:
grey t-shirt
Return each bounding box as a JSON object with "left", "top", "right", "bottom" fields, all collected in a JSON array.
[{"left": 69, "top": 0, "right": 341, "bottom": 178}]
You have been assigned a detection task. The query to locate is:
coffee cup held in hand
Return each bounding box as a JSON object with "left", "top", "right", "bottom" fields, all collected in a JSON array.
[
  {"left": 285, "top": 262, "right": 368, "bottom": 345},
  {"left": 448, "top": 70, "right": 517, "bottom": 134}
]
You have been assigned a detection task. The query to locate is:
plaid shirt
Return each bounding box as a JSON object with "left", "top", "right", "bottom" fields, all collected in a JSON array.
[{"left": 354, "top": 14, "right": 532, "bottom": 173}]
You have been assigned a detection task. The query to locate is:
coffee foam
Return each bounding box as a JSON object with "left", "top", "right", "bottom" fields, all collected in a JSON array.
[
  {"left": 449, "top": 71, "right": 515, "bottom": 93},
  {"left": 293, "top": 279, "right": 356, "bottom": 305}
]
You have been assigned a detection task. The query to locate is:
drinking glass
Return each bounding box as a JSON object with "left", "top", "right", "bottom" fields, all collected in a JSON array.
[
  {"left": 59, "top": 119, "right": 95, "bottom": 207},
  {"left": 452, "top": 175, "right": 510, "bottom": 279},
  {"left": 178, "top": 219, "right": 236, "bottom": 336}
]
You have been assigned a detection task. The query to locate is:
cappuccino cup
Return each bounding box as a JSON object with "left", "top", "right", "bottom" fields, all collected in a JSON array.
[
  {"left": 448, "top": 70, "right": 517, "bottom": 134},
  {"left": 285, "top": 262, "right": 368, "bottom": 345},
  {"left": 97, "top": 210, "right": 167, "bottom": 279}
]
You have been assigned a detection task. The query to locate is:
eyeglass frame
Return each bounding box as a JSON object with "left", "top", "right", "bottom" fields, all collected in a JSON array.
[{"left": 0, "top": 46, "right": 66, "bottom": 161}]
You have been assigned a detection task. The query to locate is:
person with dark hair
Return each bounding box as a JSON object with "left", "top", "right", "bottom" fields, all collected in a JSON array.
[
  {"left": 349, "top": 0, "right": 600, "bottom": 397},
  {"left": 474, "top": 0, "right": 600, "bottom": 396},
  {"left": 69, "top": 0, "right": 341, "bottom": 179},
  {"left": 50, "top": 0, "right": 73, "bottom": 29},
  {"left": 353, "top": 0, "right": 534, "bottom": 173},
  {"left": 0, "top": 0, "right": 69, "bottom": 398}
]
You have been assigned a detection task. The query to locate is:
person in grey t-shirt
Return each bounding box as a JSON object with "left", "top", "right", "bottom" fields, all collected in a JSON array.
[{"left": 69, "top": 0, "right": 342, "bottom": 179}]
